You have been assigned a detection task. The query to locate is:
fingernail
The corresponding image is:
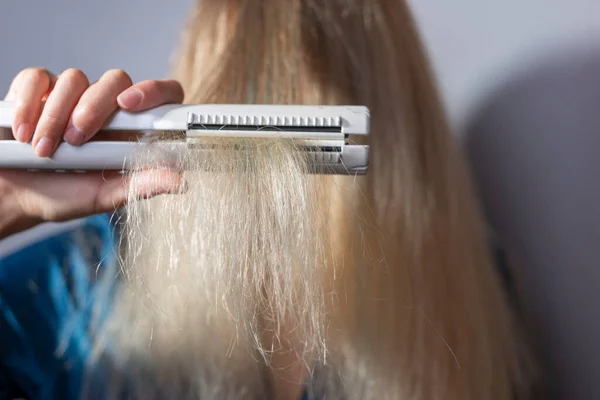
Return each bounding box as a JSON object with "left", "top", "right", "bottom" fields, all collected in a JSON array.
[
  {"left": 117, "top": 89, "right": 143, "bottom": 110},
  {"left": 64, "top": 121, "right": 86, "bottom": 145},
  {"left": 15, "top": 124, "right": 32, "bottom": 142},
  {"left": 35, "top": 137, "right": 53, "bottom": 157}
]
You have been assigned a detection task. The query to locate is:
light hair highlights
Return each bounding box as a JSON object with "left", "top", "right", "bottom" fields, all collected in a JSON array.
[{"left": 87, "top": 0, "right": 532, "bottom": 399}]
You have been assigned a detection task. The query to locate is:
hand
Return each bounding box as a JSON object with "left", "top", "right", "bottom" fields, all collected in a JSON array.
[{"left": 0, "top": 68, "right": 186, "bottom": 238}]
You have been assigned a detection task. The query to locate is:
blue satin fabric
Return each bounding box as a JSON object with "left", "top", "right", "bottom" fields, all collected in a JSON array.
[{"left": 0, "top": 214, "right": 117, "bottom": 400}]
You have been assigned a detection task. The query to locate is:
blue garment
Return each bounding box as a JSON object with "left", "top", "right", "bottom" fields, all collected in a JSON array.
[
  {"left": 0, "top": 214, "right": 117, "bottom": 400},
  {"left": 0, "top": 215, "right": 311, "bottom": 400}
]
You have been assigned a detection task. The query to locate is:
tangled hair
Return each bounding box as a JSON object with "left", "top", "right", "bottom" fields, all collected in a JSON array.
[{"left": 87, "top": 0, "right": 533, "bottom": 399}]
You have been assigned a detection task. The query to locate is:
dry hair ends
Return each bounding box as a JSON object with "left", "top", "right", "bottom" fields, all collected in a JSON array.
[{"left": 87, "top": 0, "right": 533, "bottom": 399}]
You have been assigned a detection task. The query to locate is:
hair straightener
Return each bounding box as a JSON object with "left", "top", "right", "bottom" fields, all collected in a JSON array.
[{"left": 0, "top": 101, "right": 369, "bottom": 175}]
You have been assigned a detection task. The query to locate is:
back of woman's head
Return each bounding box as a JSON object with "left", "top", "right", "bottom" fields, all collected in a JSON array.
[{"left": 87, "top": 1, "right": 533, "bottom": 399}]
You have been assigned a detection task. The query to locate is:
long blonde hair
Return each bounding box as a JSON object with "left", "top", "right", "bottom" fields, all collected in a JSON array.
[{"left": 87, "top": 1, "right": 531, "bottom": 399}]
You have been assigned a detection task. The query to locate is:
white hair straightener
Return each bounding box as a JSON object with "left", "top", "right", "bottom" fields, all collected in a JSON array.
[{"left": 0, "top": 101, "right": 369, "bottom": 175}]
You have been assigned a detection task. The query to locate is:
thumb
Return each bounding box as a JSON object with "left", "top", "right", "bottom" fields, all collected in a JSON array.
[
  {"left": 0, "top": 169, "right": 187, "bottom": 238},
  {"left": 96, "top": 169, "right": 187, "bottom": 213}
]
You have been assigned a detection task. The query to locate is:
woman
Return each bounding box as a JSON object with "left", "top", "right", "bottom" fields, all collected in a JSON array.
[{"left": 0, "top": 0, "right": 533, "bottom": 399}]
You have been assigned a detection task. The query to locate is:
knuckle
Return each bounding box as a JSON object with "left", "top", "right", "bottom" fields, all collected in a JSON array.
[
  {"left": 22, "top": 67, "right": 50, "bottom": 83},
  {"left": 73, "top": 103, "right": 103, "bottom": 128},
  {"left": 104, "top": 69, "right": 132, "bottom": 86},
  {"left": 61, "top": 68, "right": 89, "bottom": 85},
  {"left": 144, "top": 80, "right": 161, "bottom": 94},
  {"left": 11, "top": 68, "right": 49, "bottom": 94},
  {"left": 13, "top": 101, "right": 30, "bottom": 114},
  {"left": 41, "top": 108, "right": 65, "bottom": 129},
  {"left": 168, "top": 80, "right": 184, "bottom": 98}
]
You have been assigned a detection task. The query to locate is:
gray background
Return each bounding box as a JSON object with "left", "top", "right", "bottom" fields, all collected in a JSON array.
[
  {"left": 1, "top": 1, "right": 600, "bottom": 399},
  {"left": 2, "top": 0, "right": 600, "bottom": 130},
  {"left": 0, "top": 0, "right": 191, "bottom": 96}
]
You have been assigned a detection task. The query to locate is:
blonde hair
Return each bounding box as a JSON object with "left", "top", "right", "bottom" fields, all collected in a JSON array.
[{"left": 87, "top": 0, "right": 532, "bottom": 399}]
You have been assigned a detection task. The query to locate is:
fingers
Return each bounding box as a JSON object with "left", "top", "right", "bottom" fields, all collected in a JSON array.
[
  {"left": 117, "top": 79, "right": 184, "bottom": 112},
  {"left": 32, "top": 69, "right": 89, "bottom": 157},
  {"left": 82, "top": 170, "right": 187, "bottom": 218},
  {"left": 4, "top": 169, "right": 186, "bottom": 224},
  {"left": 7, "top": 68, "right": 53, "bottom": 143},
  {"left": 65, "top": 69, "right": 133, "bottom": 145},
  {"left": 97, "top": 169, "right": 187, "bottom": 213},
  {"left": 6, "top": 67, "right": 184, "bottom": 160}
]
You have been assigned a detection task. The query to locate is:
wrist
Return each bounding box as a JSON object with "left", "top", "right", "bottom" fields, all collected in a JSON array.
[{"left": 0, "top": 181, "right": 40, "bottom": 239}]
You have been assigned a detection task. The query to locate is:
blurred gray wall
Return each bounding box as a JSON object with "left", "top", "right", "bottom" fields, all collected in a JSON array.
[
  {"left": 410, "top": 0, "right": 600, "bottom": 131},
  {"left": 465, "top": 47, "right": 600, "bottom": 399},
  {"left": 2, "top": 0, "right": 600, "bottom": 129},
  {"left": 0, "top": 0, "right": 191, "bottom": 94}
]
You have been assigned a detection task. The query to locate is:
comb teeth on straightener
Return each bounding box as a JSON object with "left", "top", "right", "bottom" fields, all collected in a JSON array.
[{"left": 188, "top": 113, "right": 343, "bottom": 128}]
